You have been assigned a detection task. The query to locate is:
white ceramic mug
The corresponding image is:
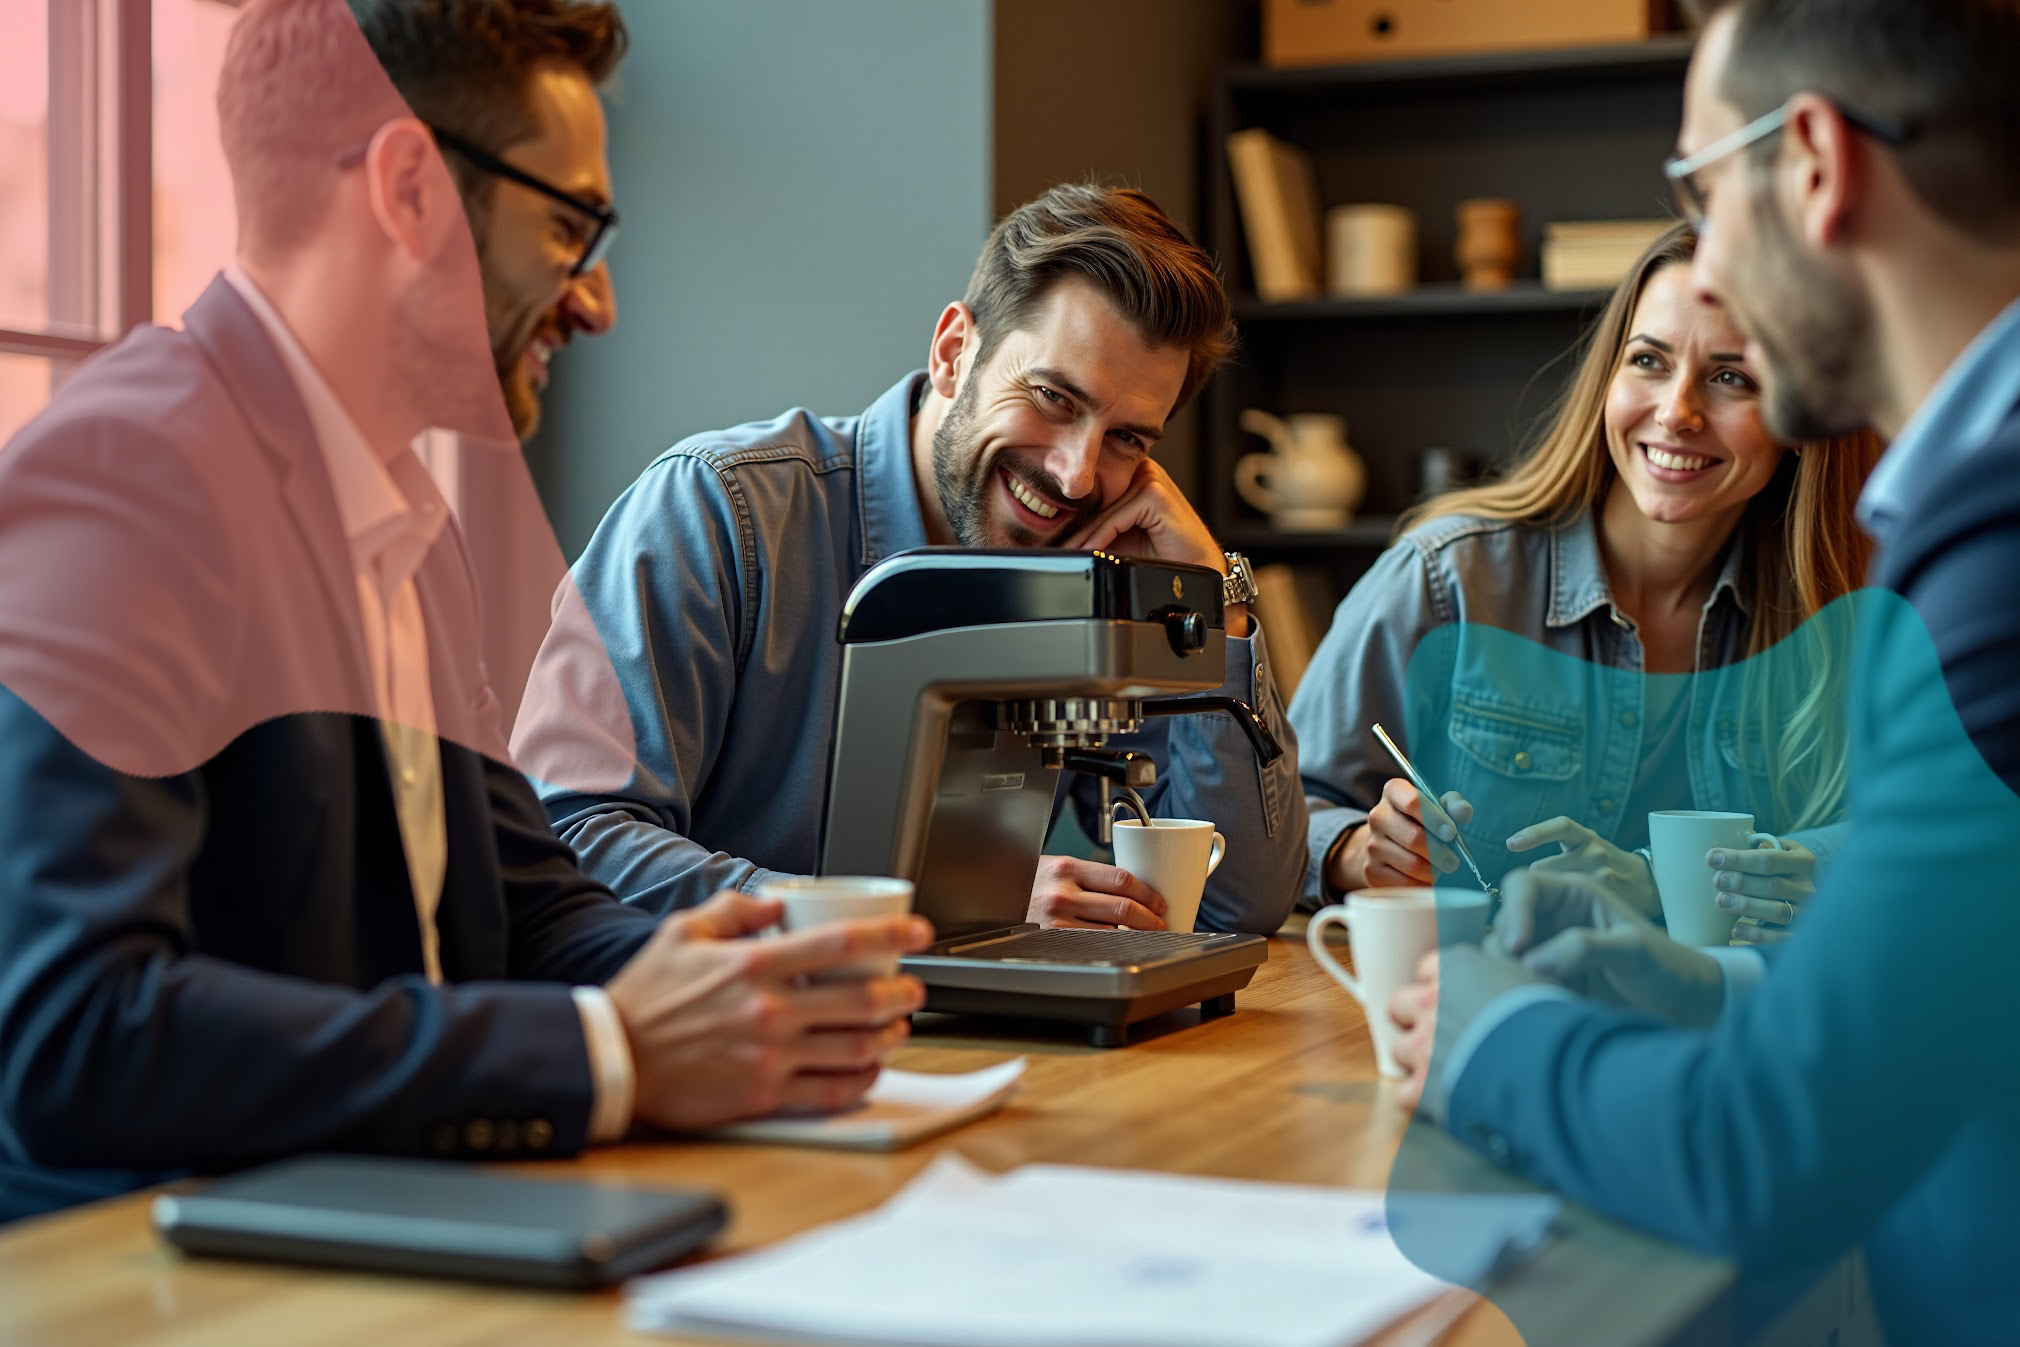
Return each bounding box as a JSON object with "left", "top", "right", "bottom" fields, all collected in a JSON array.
[
  {"left": 1110, "top": 817, "right": 1225, "bottom": 934},
  {"left": 1308, "top": 888, "right": 1492, "bottom": 1078},
  {"left": 755, "top": 876, "right": 914, "bottom": 979},
  {"left": 1646, "top": 811, "right": 1790, "bottom": 946}
]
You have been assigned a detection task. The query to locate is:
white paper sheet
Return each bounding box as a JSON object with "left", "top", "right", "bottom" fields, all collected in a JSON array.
[
  {"left": 696, "top": 1058, "right": 1027, "bottom": 1150},
  {"left": 627, "top": 1153, "right": 1558, "bottom": 1347}
]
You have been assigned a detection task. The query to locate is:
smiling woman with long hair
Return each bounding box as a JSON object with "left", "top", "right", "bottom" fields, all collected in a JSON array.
[{"left": 1289, "top": 221, "right": 1881, "bottom": 937}]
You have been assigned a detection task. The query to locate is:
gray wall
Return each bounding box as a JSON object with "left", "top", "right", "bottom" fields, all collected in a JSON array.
[
  {"left": 530, "top": 0, "right": 993, "bottom": 557},
  {"left": 993, "top": 0, "right": 1249, "bottom": 501}
]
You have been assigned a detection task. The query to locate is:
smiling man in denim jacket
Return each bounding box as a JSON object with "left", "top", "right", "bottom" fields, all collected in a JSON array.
[{"left": 512, "top": 185, "right": 1304, "bottom": 935}]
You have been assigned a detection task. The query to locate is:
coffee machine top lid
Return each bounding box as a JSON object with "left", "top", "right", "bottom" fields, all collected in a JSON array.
[{"left": 837, "top": 548, "right": 1225, "bottom": 645}]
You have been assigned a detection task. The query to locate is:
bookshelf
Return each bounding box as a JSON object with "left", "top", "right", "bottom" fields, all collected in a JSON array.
[{"left": 1203, "top": 37, "right": 1693, "bottom": 608}]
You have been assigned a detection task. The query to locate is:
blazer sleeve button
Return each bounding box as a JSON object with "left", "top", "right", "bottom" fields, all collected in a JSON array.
[
  {"left": 525, "top": 1118, "right": 554, "bottom": 1151},
  {"left": 464, "top": 1119, "right": 494, "bottom": 1152}
]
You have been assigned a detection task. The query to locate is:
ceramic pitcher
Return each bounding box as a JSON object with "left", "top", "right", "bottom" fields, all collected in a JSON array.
[{"left": 1235, "top": 410, "right": 1367, "bottom": 531}]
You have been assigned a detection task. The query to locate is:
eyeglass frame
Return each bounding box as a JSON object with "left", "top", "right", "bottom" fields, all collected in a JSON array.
[
  {"left": 335, "top": 123, "right": 619, "bottom": 277},
  {"left": 1664, "top": 96, "right": 1913, "bottom": 229},
  {"left": 425, "top": 123, "right": 619, "bottom": 277}
]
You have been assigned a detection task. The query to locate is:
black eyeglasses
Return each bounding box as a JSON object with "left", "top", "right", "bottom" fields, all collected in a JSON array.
[
  {"left": 426, "top": 123, "right": 620, "bottom": 277},
  {"left": 1664, "top": 97, "right": 1913, "bottom": 231}
]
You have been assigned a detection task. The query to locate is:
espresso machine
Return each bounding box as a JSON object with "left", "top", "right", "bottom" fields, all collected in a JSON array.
[{"left": 817, "top": 548, "right": 1283, "bottom": 1047}]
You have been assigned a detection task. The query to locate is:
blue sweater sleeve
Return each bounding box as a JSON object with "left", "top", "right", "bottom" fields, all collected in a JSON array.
[
  {"left": 1442, "top": 568, "right": 2020, "bottom": 1271},
  {"left": 516, "top": 453, "right": 789, "bottom": 913}
]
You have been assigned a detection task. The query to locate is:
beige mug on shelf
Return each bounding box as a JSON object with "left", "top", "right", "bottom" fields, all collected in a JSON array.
[{"left": 1327, "top": 203, "right": 1418, "bottom": 297}]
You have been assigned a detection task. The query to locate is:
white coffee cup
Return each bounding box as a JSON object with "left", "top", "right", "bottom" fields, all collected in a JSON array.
[
  {"left": 1647, "top": 811, "right": 1790, "bottom": 946},
  {"left": 1110, "top": 818, "right": 1225, "bottom": 934},
  {"left": 755, "top": 876, "right": 914, "bottom": 979},
  {"left": 1308, "top": 888, "right": 1492, "bottom": 1079}
]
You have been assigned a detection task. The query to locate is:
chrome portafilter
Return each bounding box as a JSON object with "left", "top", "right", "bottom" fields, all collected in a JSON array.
[{"left": 1006, "top": 698, "right": 1145, "bottom": 754}]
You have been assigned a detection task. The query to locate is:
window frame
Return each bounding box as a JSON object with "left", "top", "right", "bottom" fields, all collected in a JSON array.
[{"left": 1, "top": 0, "right": 152, "bottom": 379}]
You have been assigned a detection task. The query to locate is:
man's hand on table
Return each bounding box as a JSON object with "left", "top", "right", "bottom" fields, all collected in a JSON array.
[
  {"left": 605, "top": 891, "right": 933, "bottom": 1131},
  {"left": 1063, "top": 459, "right": 1249, "bottom": 638},
  {"left": 1029, "top": 854, "right": 1169, "bottom": 929}
]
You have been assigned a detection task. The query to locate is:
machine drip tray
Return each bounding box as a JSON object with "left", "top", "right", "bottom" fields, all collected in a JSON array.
[{"left": 904, "top": 928, "right": 1269, "bottom": 1048}]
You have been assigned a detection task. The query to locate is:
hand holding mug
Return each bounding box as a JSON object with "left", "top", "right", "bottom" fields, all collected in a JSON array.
[
  {"left": 606, "top": 890, "right": 933, "bottom": 1132},
  {"left": 1308, "top": 887, "right": 1490, "bottom": 1078},
  {"left": 1710, "top": 838, "right": 1816, "bottom": 943},
  {"left": 1648, "top": 811, "right": 1796, "bottom": 946}
]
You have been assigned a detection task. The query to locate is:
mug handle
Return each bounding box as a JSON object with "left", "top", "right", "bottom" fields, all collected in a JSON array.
[
  {"left": 1205, "top": 831, "right": 1226, "bottom": 877},
  {"left": 1745, "top": 831, "right": 1793, "bottom": 851},
  {"left": 1307, "top": 907, "right": 1366, "bottom": 1006},
  {"left": 1234, "top": 454, "right": 1276, "bottom": 513}
]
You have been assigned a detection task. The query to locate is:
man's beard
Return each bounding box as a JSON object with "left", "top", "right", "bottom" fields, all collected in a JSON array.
[
  {"left": 489, "top": 299, "right": 544, "bottom": 443},
  {"left": 931, "top": 377, "right": 1095, "bottom": 548},
  {"left": 388, "top": 269, "right": 518, "bottom": 444},
  {"left": 1732, "top": 192, "right": 1876, "bottom": 441}
]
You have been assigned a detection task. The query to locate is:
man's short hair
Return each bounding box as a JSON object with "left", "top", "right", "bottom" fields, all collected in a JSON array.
[
  {"left": 964, "top": 185, "right": 1236, "bottom": 413},
  {"left": 346, "top": 0, "right": 628, "bottom": 230},
  {"left": 216, "top": 0, "right": 409, "bottom": 263},
  {"left": 1682, "top": 0, "right": 2020, "bottom": 242}
]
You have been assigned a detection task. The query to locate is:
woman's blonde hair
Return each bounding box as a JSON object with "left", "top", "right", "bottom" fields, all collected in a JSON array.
[{"left": 1401, "top": 220, "right": 1881, "bottom": 831}]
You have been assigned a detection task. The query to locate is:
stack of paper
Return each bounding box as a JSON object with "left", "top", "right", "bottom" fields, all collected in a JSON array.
[
  {"left": 696, "top": 1059, "right": 1027, "bottom": 1151},
  {"left": 1541, "top": 219, "right": 1675, "bottom": 291},
  {"left": 628, "top": 1153, "right": 1558, "bottom": 1347}
]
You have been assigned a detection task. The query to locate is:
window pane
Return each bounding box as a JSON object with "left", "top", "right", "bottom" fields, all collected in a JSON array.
[
  {"left": 0, "top": 4, "right": 52, "bottom": 334},
  {"left": 0, "top": 352, "right": 57, "bottom": 446},
  {"left": 154, "top": 0, "right": 238, "bottom": 326}
]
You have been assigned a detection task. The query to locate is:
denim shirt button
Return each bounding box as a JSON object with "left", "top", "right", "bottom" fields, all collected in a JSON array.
[
  {"left": 1511, "top": 751, "right": 1533, "bottom": 771},
  {"left": 1620, "top": 711, "right": 1638, "bottom": 728},
  {"left": 1598, "top": 798, "right": 1616, "bottom": 814}
]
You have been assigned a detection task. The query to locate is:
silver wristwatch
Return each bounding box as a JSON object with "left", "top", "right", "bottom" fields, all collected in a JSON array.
[{"left": 1221, "top": 551, "right": 1259, "bottom": 607}]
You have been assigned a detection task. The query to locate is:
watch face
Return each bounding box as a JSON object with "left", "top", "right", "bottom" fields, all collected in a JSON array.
[{"left": 1222, "top": 553, "right": 1256, "bottom": 604}]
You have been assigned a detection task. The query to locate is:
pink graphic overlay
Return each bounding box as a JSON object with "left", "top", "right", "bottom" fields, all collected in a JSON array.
[{"left": 0, "top": 0, "right": 635, "bottom": 787}]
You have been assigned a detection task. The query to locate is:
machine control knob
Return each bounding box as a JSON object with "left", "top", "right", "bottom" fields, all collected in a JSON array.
[{"left": 1164, "top": 610, "right": 1208, "bottom": 656}]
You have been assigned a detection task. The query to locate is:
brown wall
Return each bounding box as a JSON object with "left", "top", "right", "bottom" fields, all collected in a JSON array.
[{"left": 991, "top": 0, "right": 1251, "bottom": 503}]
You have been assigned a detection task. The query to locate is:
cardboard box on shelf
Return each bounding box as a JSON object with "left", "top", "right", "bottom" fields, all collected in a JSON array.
[{"left": 1264, "top": 0, "right": 1667, "bottom": 69}]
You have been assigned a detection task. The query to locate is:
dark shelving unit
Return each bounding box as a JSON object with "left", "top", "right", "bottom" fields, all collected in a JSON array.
[{"left": 1203, "top": 37, "right": 1692, "bottom": 601}]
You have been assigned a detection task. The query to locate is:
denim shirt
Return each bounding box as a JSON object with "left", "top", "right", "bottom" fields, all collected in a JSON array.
[
  {"left": 512, "top": 372, "right": 1305, "bottom": 934},
  {"left": 1288, "top": 509, "right": 1845, "bottom": 906}
]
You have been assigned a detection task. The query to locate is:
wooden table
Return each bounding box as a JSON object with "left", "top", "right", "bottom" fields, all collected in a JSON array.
[{"left": 0, "top": 935, "right": 1733, "bottom": 1347}]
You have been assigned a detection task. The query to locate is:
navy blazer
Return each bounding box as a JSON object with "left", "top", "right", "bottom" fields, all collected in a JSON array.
[
  {"left": 1439, "top": 408, "right": 2020, "bottom": 1345},
  {"left": 0, "top": 281, "right": 658, "bottom": 1223}
]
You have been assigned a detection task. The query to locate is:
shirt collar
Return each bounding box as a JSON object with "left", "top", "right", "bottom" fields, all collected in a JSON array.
[
  {"left": 223, "top": 266, "right": 443, "bottom": 565},
  {"left": 856, "top": 370, "right": 933, "bottom": 567},
  {"left": 1858, "top": 294, "right": 2020, "bottom": 544},
  {"left": 1547, "top": 504, "right": 1751, "bottom": 629}
]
